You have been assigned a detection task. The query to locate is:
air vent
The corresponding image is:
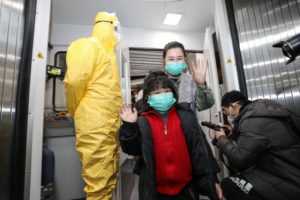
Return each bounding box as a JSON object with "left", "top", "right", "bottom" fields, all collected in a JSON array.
[
  {"left": 129, "top": 48, "right": 202, "bottom": 78},
  {"left": 129, "top": 48, "right": 164, "bottom": 77}
]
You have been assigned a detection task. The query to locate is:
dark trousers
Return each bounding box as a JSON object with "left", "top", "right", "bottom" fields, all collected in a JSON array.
[
  {"left": 221, "top": 175, "right": 265, "bottom": 200},
  {"left": 157, "top": 182, "right": 200, "bottom": 200}
]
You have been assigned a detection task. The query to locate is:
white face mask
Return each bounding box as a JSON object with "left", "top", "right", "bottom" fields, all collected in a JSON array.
[
  {"left": 227, "top": 115, "right": 237, "bottom": 125},
  {"left": 114, "top": 31, "right": 121, "bottom": 43},
  {"left": 113, "top": 21, "right": 121, "bottom": 43}
]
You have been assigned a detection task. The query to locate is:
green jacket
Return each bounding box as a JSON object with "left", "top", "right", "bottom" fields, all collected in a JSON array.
[
  {"left": 175, "top": 73, "right": 214, "bottom": 112},
  {"left": 195, "top": 86, "right": 215, "bottom": 111}
]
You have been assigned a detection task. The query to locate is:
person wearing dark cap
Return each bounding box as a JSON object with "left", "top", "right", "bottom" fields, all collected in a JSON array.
[{"left": 213, "top": 90, "right": 300, "bottom": 200}]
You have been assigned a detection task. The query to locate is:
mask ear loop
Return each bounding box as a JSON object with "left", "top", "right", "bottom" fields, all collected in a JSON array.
[{"left": 113, "top": 21, "right": 121, "bottom": 32}]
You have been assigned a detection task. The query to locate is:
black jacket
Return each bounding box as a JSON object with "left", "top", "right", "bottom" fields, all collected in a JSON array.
[
  {"left": 217, "top": 99, "right": 300, "bottom": 200},
  {"left": 119, "top": 103, "right": 220, "bottom": 200}
]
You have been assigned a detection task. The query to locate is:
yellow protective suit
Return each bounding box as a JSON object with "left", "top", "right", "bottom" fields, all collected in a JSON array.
[{"left": 64, "top": 12, "right": 122, "bottom": 200}]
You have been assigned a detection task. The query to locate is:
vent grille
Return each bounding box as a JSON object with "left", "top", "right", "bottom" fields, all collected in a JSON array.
[{"left": 129, "top": 49, "right": 164, "bottom": 77}]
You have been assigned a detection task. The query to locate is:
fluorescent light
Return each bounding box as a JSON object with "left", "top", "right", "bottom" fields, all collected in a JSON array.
[
  {"left": 130, "top": 0, "right": 183, "bottom": 2},
  {"left": 164, "top": 13, "right": 182, "bottom": 26},
  {"left": 141, "top": 0, "right": 183, "bottom": 2}
]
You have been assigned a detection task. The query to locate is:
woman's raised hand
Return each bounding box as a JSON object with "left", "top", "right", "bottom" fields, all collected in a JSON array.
[
  {"left": 191, "top": 55, "right": 208, "bottom": 87},
  {"left": 120, "top": 103, "right": 138, "bottom": 123}
]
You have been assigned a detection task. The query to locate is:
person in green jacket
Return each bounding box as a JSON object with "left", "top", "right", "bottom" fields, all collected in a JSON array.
[
  {"left": 137, "top": 41, "right": 215, "bottom": 112},
  {"left": 162, "top": 41, "right": 214, "bottom": 112}
]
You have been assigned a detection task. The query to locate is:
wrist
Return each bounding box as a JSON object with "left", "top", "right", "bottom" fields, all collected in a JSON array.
[
  {"left": 122, "top": 120, "right": 138, "bottom": 129},
  {"left": 215, "top": 132, "right": 226, "bottom": 140},
  {"left": 122, "top": 120, "right": 137, "bottom": 124},
  {"left": 196, "top": 81, "right": 206, "bottom": 88}
]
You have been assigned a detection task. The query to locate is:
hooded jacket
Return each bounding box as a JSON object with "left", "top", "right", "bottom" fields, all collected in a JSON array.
[{"left": 217, "top": 99, "right": 300, "bottom": 200}]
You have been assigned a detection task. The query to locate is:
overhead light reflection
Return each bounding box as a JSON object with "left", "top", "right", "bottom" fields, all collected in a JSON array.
[
  {"left": 1, "top": 107, "right": 12, "bottom": 113},
  {"left": 243, "top": 58, "right": 285, "bottom": 69},
  {"left": 239, "top": 28, "right": 300, "bottom": 51},
  {"left": 3, "top": 1, "right": 23, "bottom": 11}
]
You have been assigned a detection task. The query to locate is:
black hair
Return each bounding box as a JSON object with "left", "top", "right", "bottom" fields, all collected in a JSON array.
[
  {"left": 142, "top": 71, "right": 178, "bottom": 104},
  {"left": 143, "top": 71, "right": 166, "bottom": 86},
  {"left": 163, "top": 41, "right": 186, "bottom": 59},
  {"left": 221, "top": 90, "right": 249, "bottom": 107}
]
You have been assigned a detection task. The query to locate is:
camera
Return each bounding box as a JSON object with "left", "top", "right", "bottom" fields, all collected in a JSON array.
[
  {"left": 201, "top": 121, "right": 232, "bottom": 145},
  {"left": 201, "top": 121, "right": 230, "bottom": 135},
  {"left": 273, "top": 33, "right": 300, "bottom": 64}
]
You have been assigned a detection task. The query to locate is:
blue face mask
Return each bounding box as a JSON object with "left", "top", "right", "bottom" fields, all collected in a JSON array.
[
  {"left": 147, "top": 92, "right": 176, "bottom": 114},
  {"left": 227, "top": 115, "right": 238, "bottom": 125},
  {"left": 165, "top": 62, "right": 186, "bottom": 76}
]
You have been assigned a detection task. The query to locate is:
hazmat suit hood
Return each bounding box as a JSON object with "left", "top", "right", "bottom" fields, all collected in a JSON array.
[
  {"left": 93, "top": 12, "right": 119, "bottom": 55},
  {"left": 92, "top": 11, "right": 120, "bottom": 81}
]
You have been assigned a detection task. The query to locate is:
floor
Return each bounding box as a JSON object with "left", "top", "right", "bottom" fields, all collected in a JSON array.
[{"left": 128, "top": 176, "right": 214, "bottom": 200}]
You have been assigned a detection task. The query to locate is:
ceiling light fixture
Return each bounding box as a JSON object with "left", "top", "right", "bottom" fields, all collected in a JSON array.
[
  {"left": 140, "top": 0, "right": 183, "bottom": 2},
  {"left": 163, "top": 13, "right": 182, "bottom": 26}
]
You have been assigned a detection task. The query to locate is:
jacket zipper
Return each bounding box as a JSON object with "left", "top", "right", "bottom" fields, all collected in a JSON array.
[
  {"left": 164, "top": 116, "right": 168, "bottom": 135},
  {"left": 164, "top": 124, "right": 167, "bottom": 135}
]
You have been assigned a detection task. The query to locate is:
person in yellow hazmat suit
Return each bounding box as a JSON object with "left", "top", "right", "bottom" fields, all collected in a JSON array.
[{"left": 64, "top": 12, "right": 122, "bottom": 200}]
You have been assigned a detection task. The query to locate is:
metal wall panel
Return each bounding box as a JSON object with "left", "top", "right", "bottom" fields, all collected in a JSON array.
[
  {"left": 0, "top": 0, "right": 25, "bottom": 198},
  {"left": 232, "top": 0, "right": 300, "bottom": 114}
]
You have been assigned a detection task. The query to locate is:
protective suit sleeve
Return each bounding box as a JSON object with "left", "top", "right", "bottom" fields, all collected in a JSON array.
[{"left": 64, "top": 38, "right": 97, "bottom": 117}]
